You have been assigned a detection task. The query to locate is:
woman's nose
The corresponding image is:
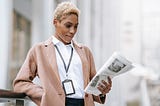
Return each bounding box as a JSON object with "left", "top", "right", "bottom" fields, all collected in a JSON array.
[{"left": 69, "top": 27, "right": 75, "bottom": 34}]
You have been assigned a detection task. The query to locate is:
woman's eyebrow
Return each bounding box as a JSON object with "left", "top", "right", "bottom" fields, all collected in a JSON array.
[{"left": 65, "top": 22, "right": 79, "bottom": 26}]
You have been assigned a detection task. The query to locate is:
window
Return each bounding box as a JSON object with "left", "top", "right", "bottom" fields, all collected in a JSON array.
[{"left": 8, "top": 10, "right": 31, "bottom": 88}]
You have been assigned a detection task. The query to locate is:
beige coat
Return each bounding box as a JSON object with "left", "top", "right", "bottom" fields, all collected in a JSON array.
[{"left": 13, "top": 37, "right": 105, "bottom": 106}]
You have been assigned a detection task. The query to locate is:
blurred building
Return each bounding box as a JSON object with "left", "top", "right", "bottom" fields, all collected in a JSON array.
[{"left": 1, "top": 0, "right": 160, "bottom": 106}]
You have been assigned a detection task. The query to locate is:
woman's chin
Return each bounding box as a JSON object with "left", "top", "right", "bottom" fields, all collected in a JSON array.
[{"left": 63, "top": 40, "right": 71, "bottom": 45}]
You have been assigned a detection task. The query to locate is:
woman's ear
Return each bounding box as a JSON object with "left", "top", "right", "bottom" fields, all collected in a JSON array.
[{"left": 53, "top": 19, "right": 58, "bottom": 27}]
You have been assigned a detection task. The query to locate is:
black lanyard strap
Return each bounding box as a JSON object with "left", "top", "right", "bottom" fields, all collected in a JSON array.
[{"left": 54, "top": 45, "right": 73, "bottom": 74}]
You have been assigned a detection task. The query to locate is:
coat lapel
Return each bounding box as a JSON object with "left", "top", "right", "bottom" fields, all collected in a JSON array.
[
  {"left": 44, "top": 37, "right": 62, "bottom": 87},
  {"left": 73, "top": 41, "right": 89, "bottom": 88}
]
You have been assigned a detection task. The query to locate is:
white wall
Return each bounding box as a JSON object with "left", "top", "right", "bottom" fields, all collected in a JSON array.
[
  {"left": 0, "top": 0, "right": 12, "bottom": 89},
  {"left": 0, "top": 1, "right": 12, "bottom": 106}
]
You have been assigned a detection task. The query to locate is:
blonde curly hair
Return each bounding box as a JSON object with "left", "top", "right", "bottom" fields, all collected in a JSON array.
[{"left": 54, "top": 1, "right": 80, "bottom": 21}]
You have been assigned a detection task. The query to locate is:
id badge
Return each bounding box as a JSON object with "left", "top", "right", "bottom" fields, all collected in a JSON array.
[{"left": 62, "top": 79, "right": 75, "bottom": 96}]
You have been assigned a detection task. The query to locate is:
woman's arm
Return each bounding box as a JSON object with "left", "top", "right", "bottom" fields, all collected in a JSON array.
[
  {"left": 84, "top": 46, "right": 112, "bottom": 104},
  {"left": 13, "top": 46, "right": 43, "bottom": 105}
]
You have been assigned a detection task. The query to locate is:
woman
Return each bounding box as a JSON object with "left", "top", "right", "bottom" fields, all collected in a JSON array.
[{"left": 13, "top": 1, "right": 112, "bottom": 106}]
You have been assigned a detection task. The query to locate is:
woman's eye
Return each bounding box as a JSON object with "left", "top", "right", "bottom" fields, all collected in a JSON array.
[
  {"left": 65, "top": 24, "right": 72, "bottom": 28},
  {"left": 74, "top": 25, "right": 78, "bottom": 29}
]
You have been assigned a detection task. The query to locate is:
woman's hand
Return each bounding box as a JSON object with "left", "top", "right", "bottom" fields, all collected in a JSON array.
[{"left": 97, "top": 76, "right": 112, "bottom": 95}]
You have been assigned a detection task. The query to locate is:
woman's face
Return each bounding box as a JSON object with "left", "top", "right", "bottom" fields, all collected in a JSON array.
[{"left": 54, "top": 14, "right": 79, "bottom": 45}]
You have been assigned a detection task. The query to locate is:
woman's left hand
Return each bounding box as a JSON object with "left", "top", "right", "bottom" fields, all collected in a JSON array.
[{"left": 97, "top": 76, "right": 112, "bottom": 95}]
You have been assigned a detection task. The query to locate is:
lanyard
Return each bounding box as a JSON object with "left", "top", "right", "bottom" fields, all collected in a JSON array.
[{"left": 54, "top": 45, "right": 73, "bottom": 77}]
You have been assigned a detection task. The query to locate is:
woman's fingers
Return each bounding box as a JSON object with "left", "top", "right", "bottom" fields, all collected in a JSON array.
[{"left": 97, "top": 77, "right": 112, "bottom": 94}]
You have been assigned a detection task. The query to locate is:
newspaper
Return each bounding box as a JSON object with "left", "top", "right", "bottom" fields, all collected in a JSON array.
[{"left": 84, "top": 52, "right": 134, "bottom": 96}]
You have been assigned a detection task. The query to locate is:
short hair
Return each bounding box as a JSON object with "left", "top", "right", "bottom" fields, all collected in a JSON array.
[{"left": 54, "top": 1, "right": 80, "bottom": 21}]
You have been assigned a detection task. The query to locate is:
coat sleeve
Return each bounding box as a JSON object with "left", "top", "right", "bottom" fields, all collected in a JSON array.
[
  {"left": 84, "top": 46, "right": 107, "bottom": 104},
  {"left": 13, "top": 45, "right": 43, "bottom": 105}
]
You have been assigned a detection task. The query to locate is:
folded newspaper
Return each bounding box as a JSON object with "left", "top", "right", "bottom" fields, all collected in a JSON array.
[{"left": 84, "top": 52, "right": 134, "bottom": 96}]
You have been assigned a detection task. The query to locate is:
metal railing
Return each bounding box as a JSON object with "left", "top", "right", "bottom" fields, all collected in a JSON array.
[{"left": 0, "top": 89, "right": 30, "bottom": 106}]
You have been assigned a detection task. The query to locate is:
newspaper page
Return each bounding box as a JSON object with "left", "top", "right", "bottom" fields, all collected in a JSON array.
[{"left": 84, "top": 52, "right": 134, "bottom": 96}]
